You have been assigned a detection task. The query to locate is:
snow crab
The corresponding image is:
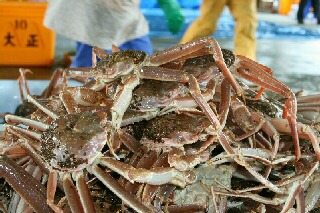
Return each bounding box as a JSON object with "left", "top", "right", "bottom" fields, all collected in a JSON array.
[
  {"left": 1, "top": 36, "right": 320, "bottom": 213},
  {"left": 66, "top": 37, "right": 299, "bottom": 161},
  {"left": 66, "top": 38, "right": 237, "bottom": 129},
  {"left": 2, "top": 95, "right": 197, "bottom": 212}
]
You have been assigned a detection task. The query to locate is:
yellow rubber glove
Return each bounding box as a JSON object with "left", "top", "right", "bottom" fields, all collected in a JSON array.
[{"left": 158, "top": 0, "right": 185, "bottom": 34}]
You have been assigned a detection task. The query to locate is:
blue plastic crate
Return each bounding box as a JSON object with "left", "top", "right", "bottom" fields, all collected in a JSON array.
[
  {"left": 140, "top": 0, "right": 157, "bottom": 8},
  {"left": 179, "top": 0, "right": 201, "bottom": 9}
]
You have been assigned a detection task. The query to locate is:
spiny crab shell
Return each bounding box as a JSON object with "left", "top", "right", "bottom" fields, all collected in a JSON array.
[
  {"left": 91, "top": 50, "right": 148, "bottom": 77},
  {"left": 41, "top": 111, "right": 107, "bottom": 171}
]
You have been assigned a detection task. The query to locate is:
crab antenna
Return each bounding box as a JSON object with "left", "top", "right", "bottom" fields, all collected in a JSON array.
[
  {"left": 5, "top": 124, "right": 42, "bottom": 141},
  {"left": 5, "top": 114, "right": 49, "bottom": 131},
  {"left": 27, "top": 95, "right": 58, "bottom": 119}
]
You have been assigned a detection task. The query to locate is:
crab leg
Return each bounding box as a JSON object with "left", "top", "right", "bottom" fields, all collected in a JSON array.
[
  {"left": 161, "top": 78, "right": 216, "bottom": 114},
  {"left": 188, "top": 74, "right": 220, "bottom": 130},
  {"left": 166, "top": 204, "right": 206, "bottom": 213},
  {"left": 280, "top": 162, "right": 319, "bottom": 213},
  {"left": 62, "top": 174, "right": 85, "bottom": 213},
  {"left": 5, "top": 124, "right": 42, "bottom": 141},
  {"left": 271, "top": 117, "right": 320, "bottom": 160},
  {"left": 91, "top": 164, "right": 154, "bottom": 213},
  {"left": 251, "top": 112, "right": 280, "bottom": 157},
  {"left": 247, "top": 63, "right": 273, "bottom": 100},
  {"left": 209, "top": 38, "right": 242, "bottom": 96},
  {"left": 17, "top": 164, "right": 43, "bottom": 213},
  {"left": 230, "top": 99, "right": 266, "bottom": 141},
  {"left": 305, "top": 175, "right": 320, "bottom": 212},
  {"left": 211, "top": 187, "right": 227, "bottom": 213},
  {"left": 121, "top": 109, "right": 160, "bottom": 126},
  {"left": 153, "top": 184, "right": 176, "bottom": 210},
  {"left": 148, "top": 37, "right": 216, "bottom": 65},
  {"left": 141, "top": 152, "right": 169, "bottom": 204},
  {"left": 41, "top": 68, "right": 67, "bottom": 98},
  {"left": 18, "top": 68, "right": 32, "bottom": 100},
  {"left": 148, "top": 37, "right": 242, "bottom": 96},
  {"left": 47, "top": 171, "right": 63, "bottom": 213},
  {"left": 116, "top": 149, "right": 144, "bottom": 187},
  {"left": 210, "top": 140, "right": 284, "bottom": 194},
  {"left": 236, "top": 55, "right": 299, "bottom": 159},
  {"left": 65, "top": 67, "right": 94, "bottom": 78},
  {"left": 213, "top": 189, "right": 285, "bottom": 206},
  {"left": 111, "top": 74, "right": 140, "bottom": 129},
  {"left": 219, "top": 78, "right": 231, "bottom": 127},
  {"left": 296, "top": 95, "right": 320, "bottom": 124},
  {"left": 117, "top": 129, "right": 142, "bottom": 153},
  {"left": 74, "top": 172, "right": 96, "bottom": 213},
  {"left": 22, "top": 142, "right": 50, "bottom": 174},
  {"left": 210, "top": 148, "right": 273, "bottom": 165},
  {"left": 236, "top": 149, "right": 284, "bottom": 194},
  {"left": 297, "top": 107, "right": 320, "bottom": 125},
  {"left": 250, "top": 112, "right": 281, "bottom": 177},
  {"left": 5, "top": 114, "right": 49, "bottom": 131},
  {"left": 27, "top": 95, "right": 59, "bottom": 119},
  {"left": 124, "top": 150, "right": 159, "bottom": 195},
  {"left": 139, "top": 66, "right": 189, "bottom": 82},
  {"left": 99, "top": 157, "right": 196, "bottom": 188},
  {"left": 295, "top": 191, "right": 305, "bottom": 213},
  {"left": 188, "top": 75, "right": 236, "bottom": 156},
  {"left": 0, "top": 155, "right": 53, "bottom": 213},
  {"left": 168, "top": 147, "right": 210, "bottom": 171},
  {"left": 1, "top": 143, "right": 24, "bottom": 155},
  {"left": 297, "top": 93, "right": 320, "bottom": 103},
  {"left": 2, "top": 145, "right": 28, "bottom": 159}
]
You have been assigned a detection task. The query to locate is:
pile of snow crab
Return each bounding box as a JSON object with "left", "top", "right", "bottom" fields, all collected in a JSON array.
[{"left": 1, "top": 37, "right": 320, "bottom": 213}]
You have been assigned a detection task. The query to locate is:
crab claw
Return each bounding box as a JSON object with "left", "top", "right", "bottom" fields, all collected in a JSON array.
[{"left": 236, "top": 55, "right": 300, "bottom": 160}]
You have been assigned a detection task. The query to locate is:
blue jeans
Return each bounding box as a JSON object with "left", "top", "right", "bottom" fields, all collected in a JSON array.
[{"left": 70, "top": 35, "right": 153, "bottom": 68}]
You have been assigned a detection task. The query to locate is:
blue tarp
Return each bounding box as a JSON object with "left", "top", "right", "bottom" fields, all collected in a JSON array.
[{"left": 142, "top": 8, "right": 320, "bottom": 39}]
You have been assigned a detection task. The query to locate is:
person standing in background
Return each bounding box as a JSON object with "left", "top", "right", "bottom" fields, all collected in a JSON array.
[
  {"left": 44, "top": 0, "right": 184, "bottom": 68},
  {"left": 297, "top": 0, "right": 320, "bottom": 24},
  {"left": 180, "top": 0, "right": 258, "bottom": 60}
]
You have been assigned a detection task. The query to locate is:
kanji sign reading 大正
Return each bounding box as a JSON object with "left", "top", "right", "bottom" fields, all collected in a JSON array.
[{"left": 1, "top": 19, "right": 42, "bottom": 48}]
